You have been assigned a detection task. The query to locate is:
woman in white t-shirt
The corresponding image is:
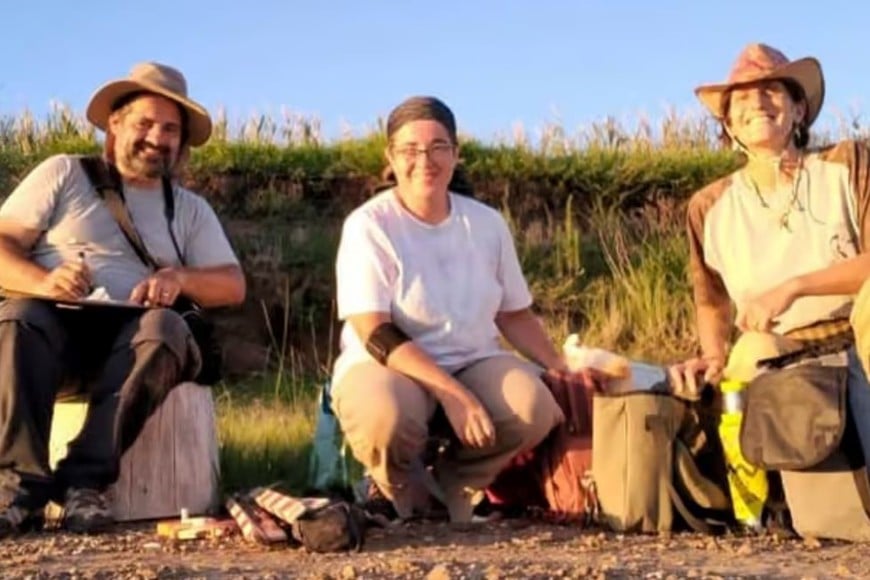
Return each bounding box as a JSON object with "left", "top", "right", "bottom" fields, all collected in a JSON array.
[
  {"left": 671, "top": 44, "right": 870, "bottom": 458},
  {"left": 330, "top": 96, "right": 573, "bottom": 522}
]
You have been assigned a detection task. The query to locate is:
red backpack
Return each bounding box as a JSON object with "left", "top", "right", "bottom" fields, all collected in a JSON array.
[{"left": 486, "top": 370, "right": 601, "bottom": 522}]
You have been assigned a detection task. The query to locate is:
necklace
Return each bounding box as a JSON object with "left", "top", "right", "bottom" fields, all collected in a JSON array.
[{"left": 746, "top": 155, "right": 805, "bottom": 232}]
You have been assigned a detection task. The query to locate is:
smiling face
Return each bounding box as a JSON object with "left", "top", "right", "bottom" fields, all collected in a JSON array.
[
  {"left": 386, "top": 119, "right": 459, "bottom": 202},
  {"left": 725, "top": 80, "right": 806, "bottom": 154},
  {"left": 109, "top": 94, "right": 184, "bottom": 185}
]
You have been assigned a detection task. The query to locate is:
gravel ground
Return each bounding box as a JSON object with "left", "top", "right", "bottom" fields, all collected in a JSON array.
[{"left": 2, "top": 518, "right": 869, "bottom": 579}]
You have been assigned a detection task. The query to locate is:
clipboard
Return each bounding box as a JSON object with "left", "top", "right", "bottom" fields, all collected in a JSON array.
[
  {"left": 52, "top": 297, "right": 148, "bottom": 311},
  {"left": 1, "top": 289, "right": 147, "bottom": 311}
]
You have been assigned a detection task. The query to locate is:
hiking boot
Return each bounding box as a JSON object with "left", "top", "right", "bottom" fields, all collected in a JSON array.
[
  {"left": 0, "top": 478, "right": 45, "bottom": 540},
  {"left": 443, "top": 486, "right": 485, "bottom": 524},
  {"left": 358, "top": 474, "right": 451, "bottom": 524},
  {"left": 0, "top": 504, "right": 44, "bottom": 539},
  {"left": 357, "top": 477, "right": 399, "bottom": 521},
  {"left": 61, "top": 488, "right": 113, "bottom": 534}
]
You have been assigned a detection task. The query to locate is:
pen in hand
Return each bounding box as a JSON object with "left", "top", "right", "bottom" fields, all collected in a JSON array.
[{"left": 78, "top": 250, "right": 94, "bottom": 296}]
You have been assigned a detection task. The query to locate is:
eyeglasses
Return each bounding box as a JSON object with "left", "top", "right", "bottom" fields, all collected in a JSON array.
[{"left": 390, "top": 143, "right": 456, "bottom": 164}]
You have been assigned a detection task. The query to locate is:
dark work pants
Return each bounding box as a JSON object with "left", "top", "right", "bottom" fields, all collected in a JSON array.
[{"left": 0, "top": 299, "right": 199, "bottom": 509}]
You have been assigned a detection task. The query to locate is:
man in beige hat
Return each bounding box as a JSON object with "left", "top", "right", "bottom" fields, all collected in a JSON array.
[
  {"left": 0, "top": 63, "right": 244, "bottom": 537},
  {"left": 669, "top": 43, "right": 870, "bottom": 465}
]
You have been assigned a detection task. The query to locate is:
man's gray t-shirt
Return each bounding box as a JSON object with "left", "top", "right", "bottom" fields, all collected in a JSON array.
[{"left": 0, "top": 154, "right": 239, "bottom": 300}]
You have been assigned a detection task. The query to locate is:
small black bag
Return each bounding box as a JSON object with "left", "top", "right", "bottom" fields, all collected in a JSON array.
[{"left": 291, "top": 501, "right": 366, "bottom": 553}]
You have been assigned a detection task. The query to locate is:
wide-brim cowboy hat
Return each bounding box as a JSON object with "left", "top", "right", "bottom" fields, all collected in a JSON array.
[
  {"left": 694, "top": 43, "right": 825, "bottom": 128},
  {"left": 86, "top": 62, "right": 212, "bottom": 147}
]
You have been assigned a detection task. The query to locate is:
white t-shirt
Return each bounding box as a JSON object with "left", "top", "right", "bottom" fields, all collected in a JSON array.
[
  {"left": 0, "top": 154, "right": 239, "bottom": 300},
  {"left": 333, "top": 189, "right": 533, "bottom": 385}
]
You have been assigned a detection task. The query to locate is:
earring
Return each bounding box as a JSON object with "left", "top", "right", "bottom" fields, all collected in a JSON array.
[{"left": 792, "top": 116, "right": 808, "bottom": 146}]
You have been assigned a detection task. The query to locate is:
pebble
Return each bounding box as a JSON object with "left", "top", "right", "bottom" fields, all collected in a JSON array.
[
  {"left": 736, "top": 542, "right": 754, "bottom": 556},
  {"left": 804, "top": 537, "right": 823, "bottom": 550},
  {"left": 427, "top": 564, "right": 452, "bottom": 580}
]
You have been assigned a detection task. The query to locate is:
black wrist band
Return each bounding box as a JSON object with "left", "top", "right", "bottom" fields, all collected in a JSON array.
[{"left": 365, "top": 322, "right": 411, "bottom": 365}]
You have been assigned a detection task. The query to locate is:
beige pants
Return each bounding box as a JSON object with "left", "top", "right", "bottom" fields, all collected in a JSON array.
[{"left": 331, "top": 355, "right": 562, "bottom": 522}]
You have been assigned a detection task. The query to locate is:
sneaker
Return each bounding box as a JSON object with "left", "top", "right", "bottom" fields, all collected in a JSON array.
[
  {"left": 358, "top": 475, "right": 451, "bottom": 524},
  {"left": 61, "top": 488, "right": 113, "bottom": 534},
  {"left": 443, "top": 486, "right": 485, "bottom": 524},
  {"left": 0, "top": 481, "right": 45, "bottom": 540},
  {"left": 0, "top": 503, "right": 43, "bottom": 539},
  {"left": 358, "top": 477, "right": 399, "bottom": 521}
]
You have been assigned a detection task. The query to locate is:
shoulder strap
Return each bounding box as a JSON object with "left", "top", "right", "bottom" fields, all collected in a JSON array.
[
  {"left": 79, "top": 156, "right": 161, "bottom": 270},
  {"left": 161, "top": 175, "right": 186, "bottom": 266},
  {"left": 665, "top": 477, "right": 725, "bottom": 534},
  {"left": 646, "top": 410, "right": 731, "bottom": 534}
]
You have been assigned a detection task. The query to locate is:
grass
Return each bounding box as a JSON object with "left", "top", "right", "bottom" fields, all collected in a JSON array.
[
  {"left": 214, "top": 367, "right": 364, "bottom": 496},
  {"left": 2, "top": 105, "right": 742, "bottom": 217},
  {"left": 575, "top": 202, "right": 696, "bottom": 361},
  {"left": 5, "top": 104, "right": 870, "bottom": 493},
  {"left": 213, "top": 372, "right": 321, "bottom": 493}
]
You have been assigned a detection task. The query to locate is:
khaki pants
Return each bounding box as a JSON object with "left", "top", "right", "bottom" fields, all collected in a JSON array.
[{"left": 331, "top": 355, "right": 562, "bottom": 522}]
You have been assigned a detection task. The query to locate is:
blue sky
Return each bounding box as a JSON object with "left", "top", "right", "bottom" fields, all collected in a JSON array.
[{"left": 1, "top": 0, "right": 866, "bottom": 141}]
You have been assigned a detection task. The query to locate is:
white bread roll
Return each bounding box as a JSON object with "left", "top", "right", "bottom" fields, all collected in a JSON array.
[{"left": 562, "top": 334, "right": 631, "bottom": 378}]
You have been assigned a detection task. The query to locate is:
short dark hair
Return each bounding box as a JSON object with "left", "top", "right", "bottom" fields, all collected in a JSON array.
[
  {"left": 386, "top": 96, "right": 457, "bottom": 144},
  {"left": 718, "top": 79, "right": 809, "bottom": 150},
  {"left": 378, "top": 96, "right": 473, "bottom": 196}
]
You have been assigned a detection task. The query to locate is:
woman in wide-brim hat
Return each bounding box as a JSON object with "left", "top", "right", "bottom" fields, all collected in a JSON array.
[
  {"left": 670, "top": 43, "right": 870, "bottom": 460},
  {"left": 694, "top": 43, "right": 825, "bottom": 137}
]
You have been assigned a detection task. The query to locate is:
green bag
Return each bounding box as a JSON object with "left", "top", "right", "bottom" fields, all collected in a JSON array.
[{"left": 592, "top": 390, "right": 733, "bottom": 533}]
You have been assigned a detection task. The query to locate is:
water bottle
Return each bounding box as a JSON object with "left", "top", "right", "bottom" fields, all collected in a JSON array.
[
  {"left": 718, "top": 379, "right": 768, "bottom": 531},
  {"left": 307, "top": 380, "right": 350, "bottom": 492}
]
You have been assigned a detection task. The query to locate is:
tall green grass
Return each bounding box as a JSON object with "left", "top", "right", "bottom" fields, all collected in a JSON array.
[
  {"left": 507, "top": 194, "right": 693, "bottom": 363},
  {"left": 575, "top": 202, "right": 695, "bottom": 361},
  {"left": 1, "top": 105, "right": 742, "bottom": 216}
]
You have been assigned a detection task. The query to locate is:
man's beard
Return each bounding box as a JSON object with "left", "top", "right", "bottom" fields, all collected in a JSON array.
[{"left": 122, "top": 140, "right": 175, "bottom": 179}]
